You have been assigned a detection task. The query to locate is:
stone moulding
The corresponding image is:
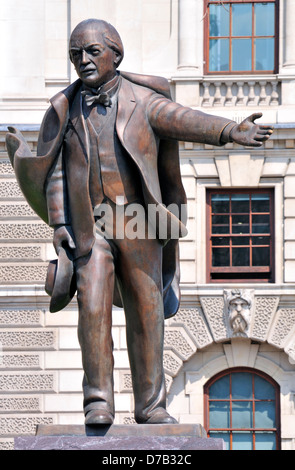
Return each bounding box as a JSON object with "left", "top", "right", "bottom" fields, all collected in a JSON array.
[
  {"left": 165, "top": 290, "right": 295, "bottom": 372},
  {"left": 0, "top": 286, "right": 294, "bottom": 383}
]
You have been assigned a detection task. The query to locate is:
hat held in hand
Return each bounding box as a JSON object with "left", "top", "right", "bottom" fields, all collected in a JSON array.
[{"left": 45, "top": 246, "right": 76, "bottom": 313}]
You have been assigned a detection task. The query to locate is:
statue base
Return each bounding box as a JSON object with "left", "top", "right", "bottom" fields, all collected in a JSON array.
[{"left": 14, "top": 424, "right": 225, "bottom": 451}]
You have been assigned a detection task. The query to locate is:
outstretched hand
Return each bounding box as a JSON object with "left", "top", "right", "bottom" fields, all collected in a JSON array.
[{"left": 230, "top": 113, "right": 273, "bottom": 147}]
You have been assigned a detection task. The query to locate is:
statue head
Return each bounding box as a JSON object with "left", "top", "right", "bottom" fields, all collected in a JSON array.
[{"left": 69, "top": 19, "right": 124, "bottom": 89}]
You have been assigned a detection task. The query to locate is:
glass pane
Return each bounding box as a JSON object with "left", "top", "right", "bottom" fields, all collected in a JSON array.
[
  {"left": 209, "top": 39, "right": 229, "bottom": 72},
  {"left": 212, "top": 214, "right": 229, "bottom": 234},
  {"left": 232, "top": 4, "right": 252, "bottom": 36},
  {"left": 232, "top": 432, "right": 253, "bottom": 450},
  {"left": 252, "top": 236, "right": 270, "bottom": 246},
  {"left": 232, "top": 401, "right": 253, "bottom": 428},
  {"left": 255, "top": 402, "right": 276, "bottom": 429},
  {"left": 232, "top": 215, "right": 249, "bottom": 234},
  {"left": 209, "top": 401, "right": 230, "bottom": 428},
  {"left": 232, "top": 237, "right": 250, "bottom": 246},
  {"left": 232, "top": 247, "right": 250, "bottom": 266},
  {"left": 252, "top": 247, "right": 270, "bottom": 267},
  {"left": 232, "top": 39, "right": 252, "bottom": 71},
  {"left": 212, "top": 225, "right": 230, "bottom": 235},
  {"left": 255, "top": 38, "right": 275, "bottom": 71},
  {"left": 209, "top": 375, "right": 230, "bottom": 399},
  {"left": 209, "top": 4, "right": 230, "bottom": 37},
  {"left": 232, "top": 373, "right": 252, "bottom": 399},
  {"left": 255, "top": 3, "right": 275, "bottom": 36},
  {"left": 212, "top": 237, "right": 230, "bottom": 246},
  {"left": 254, "top": 375, "right": 275, "bottom": 400},
  {"left": 211, "top": 194, "right": 230, "bottom": 213},
  {"left": 209, "top": 432, "right": 230, "bottom": 450},
  {"left": 255, "top": 432, "right": 276, "bottom": 450},
  {"left": 212, "top": 248, "right": 230, "bottom": 266},
  {"left": 251, "top": 194, "right": 270, "bottom": 213},
  {"left": 232, "top": 194, "right": 250, "bottom": 213},
  {"left": 212, "top": 214, "right": 229, "bottom": 225},
  {"left": 252, "top": 214, "right": 270, "bottom": 234}
]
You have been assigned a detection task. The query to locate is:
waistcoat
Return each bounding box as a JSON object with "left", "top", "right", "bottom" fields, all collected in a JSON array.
[{"left": 84, "top": 94, "right": 142, "bottom": 208}]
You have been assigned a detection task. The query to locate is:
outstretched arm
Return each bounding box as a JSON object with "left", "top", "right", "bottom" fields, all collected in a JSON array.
[
  {"left": 225, "top": 113, "right": 273, "bottom": 147},
  {"left": 148, "top": 95, "right": 273, "bottom": 147}
]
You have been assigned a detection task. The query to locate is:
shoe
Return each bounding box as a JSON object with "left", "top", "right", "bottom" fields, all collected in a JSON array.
[
  {"left": 142, "top": 408, "right": 178, "bottom": 424},
  {"left": 84, "top": 409, "right": 114, "bottom": 425}
]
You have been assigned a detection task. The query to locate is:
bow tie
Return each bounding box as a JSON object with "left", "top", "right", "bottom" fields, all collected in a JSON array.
[{"left": 81, "top": 89, "right": 112, "bottom": 107}]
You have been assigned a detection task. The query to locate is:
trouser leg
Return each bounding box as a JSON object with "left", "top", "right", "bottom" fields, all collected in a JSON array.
[
  {"left": 116, "top": 235, "right": 168, "bottom": 423},
  {"left": 75, "top": 237, "right": 115, "bottom": 416}
]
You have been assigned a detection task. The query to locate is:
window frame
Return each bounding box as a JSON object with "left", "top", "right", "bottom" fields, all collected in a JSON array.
[
  {"left": 206, "top": 188, "right": 275, "bottom": 283},
  {"left": 203, "top": 0, "right": 279, "bottom": 75},
  {"left": 204, "top": 367, "right": 281, "bottom": 450}
]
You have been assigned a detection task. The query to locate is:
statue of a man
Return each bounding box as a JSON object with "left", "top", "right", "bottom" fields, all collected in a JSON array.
[{"left": 6, "top": 19, "right": 273, "bottom": 426}]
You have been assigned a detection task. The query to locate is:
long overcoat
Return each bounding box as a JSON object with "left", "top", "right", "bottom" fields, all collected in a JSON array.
[{"left": 6, "top": 72, "right": 234, "bottom": 318}]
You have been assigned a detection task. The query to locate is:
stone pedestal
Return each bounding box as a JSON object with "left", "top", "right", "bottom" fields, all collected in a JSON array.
[{"left": 14, "top": 424, "right": 225, "bottom": 451}]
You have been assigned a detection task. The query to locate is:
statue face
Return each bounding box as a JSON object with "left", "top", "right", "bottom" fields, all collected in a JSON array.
[
  {"left": 69, "top": 26, "right": 118, "bottom": 89},
  {"left": 228, "top": 297, "right": 250, "bottom": 334},
  {"left": 229, "top": 298, "right": 248, "bottom": 314}
]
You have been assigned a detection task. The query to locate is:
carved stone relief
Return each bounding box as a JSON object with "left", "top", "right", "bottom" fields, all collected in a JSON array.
[
  {"left": 199, "top": 296, "right": 227, "bottom": 342},
  {"left": 0, "top": 416, "right": 54, "bottom": 436},
  {"left": 224, "top": 289, "right": 254, "bottom": 338},
  {"left": 251, "top": 296, "right": 280, "bottom": 342},
  {"left": 171, "top": 307, "right": 213, "bottom": 349},
  {"left": 168, "top": 290, "right": 295, "bottom": 364}
]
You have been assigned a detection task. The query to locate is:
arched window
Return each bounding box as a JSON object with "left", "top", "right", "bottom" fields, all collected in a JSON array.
[{"left": 204, "top": 367, "right": 281, "bottom": 450}]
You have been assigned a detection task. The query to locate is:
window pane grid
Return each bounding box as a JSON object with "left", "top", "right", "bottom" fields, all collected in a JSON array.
[
  {"left": 208, "top": 190, "right": 273, "bottom": 281},
  {"left": 205, "top": 370, "right": 279, "bottom": 450},
  {"left": 206, "top": 1, "right": 277, "bottom": 73}
]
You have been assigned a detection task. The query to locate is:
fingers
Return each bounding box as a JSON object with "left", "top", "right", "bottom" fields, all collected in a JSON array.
[
  {"left": 64, "top": 227, "right": 76, "bottom": 249},
  {"left": 53, "top": 226, "right": 76, "bottom": 253},
  {"left": 257, "top": 125, "right": 273, "bottom": 132},
  {"left": 254, "top": 135, "right": 269, "bottom": 142},
  {"left": 63, "top": 230, "right": 76, "bottom": 250},
  {"left": 248, "top": 140, "right": 264, "bottom": 147},
  {"left": 247, "top": 112, "right": 263, "bottom": 123},
  {"left": 253, "top": 125, "right": 273, "bottom": 142},
  {"left": 258, "top": 124, "right": 274, "bottom": 130},
  {"left": 68, "top": 237, "right": 76, "bottom": 250},
  {"left": 254, "top": 132, "right": 272, "bottom": 142},
  {"left": 257, "top": 129, "right": 273, "bottom": 135}
]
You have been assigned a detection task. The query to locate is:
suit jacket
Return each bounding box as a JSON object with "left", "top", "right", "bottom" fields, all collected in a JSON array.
[{"left": 6, "top": 72, "right": 235, "bottom": 318}]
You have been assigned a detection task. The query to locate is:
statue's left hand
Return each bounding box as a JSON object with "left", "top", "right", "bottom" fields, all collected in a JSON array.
[
  {"left": 53, "top": 225, "right": 76, "bottom": 256},
  {"left": 230, "top": 113, "right": 273, "bottom": 147}
]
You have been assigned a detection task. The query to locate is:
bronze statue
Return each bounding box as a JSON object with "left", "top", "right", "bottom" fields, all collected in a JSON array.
[{"left": 6, "top": 19, "right": 273, "bottom": 426}]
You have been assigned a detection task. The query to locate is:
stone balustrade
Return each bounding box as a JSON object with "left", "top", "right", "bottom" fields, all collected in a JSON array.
[{"left": 200, "top": 76, "right": 280, "bottom": 108}]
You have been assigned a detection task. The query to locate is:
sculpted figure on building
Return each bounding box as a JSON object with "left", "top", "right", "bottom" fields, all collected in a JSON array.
[{"left": 224, "top": 289, "right": 254, "bottom": 337}]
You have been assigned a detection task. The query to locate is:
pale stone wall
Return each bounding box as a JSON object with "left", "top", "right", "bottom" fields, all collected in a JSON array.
[
  {"left": 2, "top": 127, "right": 295, "bottom": 449},
  {"left": 1, "top": 0, "right": 295, "bottom": 451}
]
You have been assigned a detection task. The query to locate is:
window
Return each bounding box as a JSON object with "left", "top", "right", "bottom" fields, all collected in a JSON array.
[
  {"left": 206, "top": 189, "right": 274, "bottom": 282},
  {"left": 204, "top": 368, "right": 281, "bottom": 450},
  {"left": 204, "top": 1, "right": 279, "bottom": 74}
]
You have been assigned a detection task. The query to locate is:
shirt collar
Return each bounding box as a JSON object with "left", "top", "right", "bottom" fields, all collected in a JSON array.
[{"left": 82, "top": 73, "right": 121, "bottom": 100}]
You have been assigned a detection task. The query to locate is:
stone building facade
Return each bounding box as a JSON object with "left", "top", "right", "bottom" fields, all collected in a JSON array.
[{"left": 1, "top": 0, "right": 295, "bottom": 450}]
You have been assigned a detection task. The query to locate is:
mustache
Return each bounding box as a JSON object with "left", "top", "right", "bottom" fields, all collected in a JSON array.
[{"left": 80, "top": 66, "right": 96, "bottom": 72}]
